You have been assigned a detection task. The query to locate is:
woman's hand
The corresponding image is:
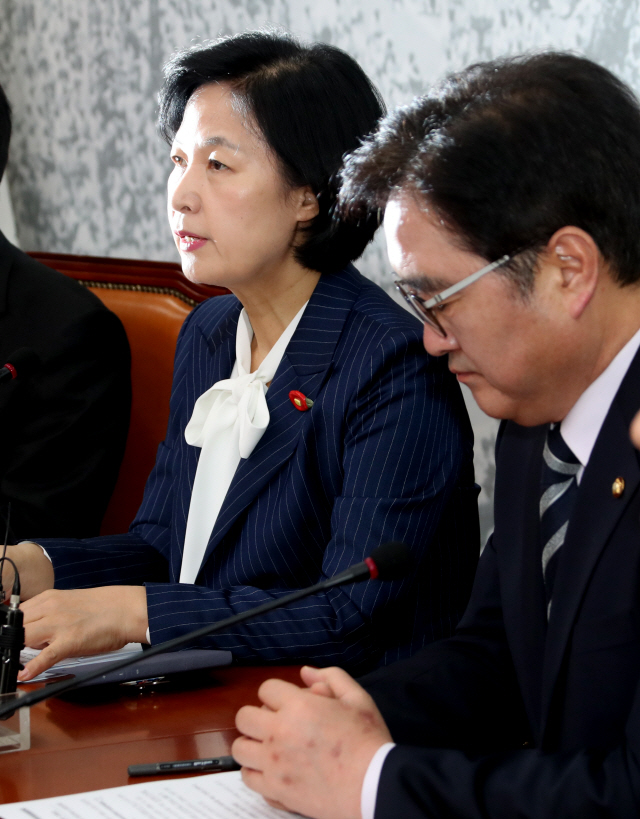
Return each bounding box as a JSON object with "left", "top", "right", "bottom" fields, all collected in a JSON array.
[
  {"left": 0, "top": 542, "right": 55, "bottom": 602},
  {"left": 18, "top": 585, "right": 149, "bottom": 681}
]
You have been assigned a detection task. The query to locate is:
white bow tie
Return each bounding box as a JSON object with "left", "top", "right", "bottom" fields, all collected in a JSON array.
[
  {"left": 185, "top": 369, "right": 271, "bottom": 459},
  {"left": 180, "top": 303, "right": 308, "bottom": 584}
]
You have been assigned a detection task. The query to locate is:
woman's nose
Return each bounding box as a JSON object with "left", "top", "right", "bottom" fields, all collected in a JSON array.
[{"left": 168, "top": 164, "right": 201, "bottom": 214}]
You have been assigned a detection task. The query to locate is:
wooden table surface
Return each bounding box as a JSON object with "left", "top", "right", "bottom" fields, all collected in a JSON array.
[{"left": 0, "top": 665, "right": 302, "bottom": 805}]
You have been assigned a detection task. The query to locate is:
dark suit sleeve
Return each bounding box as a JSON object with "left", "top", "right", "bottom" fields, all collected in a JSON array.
[
  {"left": 361, "top": 536, "right": 529, "bottom": 754},
  {"left": 375, "top": 720, "right": 640, "bottom": 818},
  {"left": 141, "top": 328, "right": 474, "bottom": 667},
  {"left": 366, "top": 536, "right": 640, "bottom": 817},
  {"left": 6, "top": 305, "right": 131, "bottom": 539}
]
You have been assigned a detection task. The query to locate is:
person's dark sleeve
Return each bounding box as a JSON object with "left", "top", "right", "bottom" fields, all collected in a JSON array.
[
  {"left": 6, "top": 306, "right": 131, "bottom": 540},
  {"left": 141, "top": 329, "right": 474, "bottom": 667},
  {"left": 36, "top": 532, "right": 169, "bottom": 588},
  {"left": 360, "top": 536, "right": 530, "bottom": 754},
  {"left": 375, "top": 718, "right": 640, "bottom": 818}
]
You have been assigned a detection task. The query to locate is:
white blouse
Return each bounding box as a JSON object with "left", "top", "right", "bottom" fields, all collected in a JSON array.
[{"left": 179, "top": 302, "right": 308, "bottom": 584}]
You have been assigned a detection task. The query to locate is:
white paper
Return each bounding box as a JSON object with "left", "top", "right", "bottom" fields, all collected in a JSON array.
[
  {"left": 19, "top": 643, "right": 143, "bottom": 683},
  {"left": 0, "top": 771, "right": 303, "bottom": 819}
]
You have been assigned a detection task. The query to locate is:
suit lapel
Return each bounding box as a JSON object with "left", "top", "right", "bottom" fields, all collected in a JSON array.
[
  {"left": 172, "top": 301, "right": 239, "bottom": 577},
  {"left": 497, "top": 423, "right": 548, "bottom": 736},
  {"left": 540, "top": 346, "right": 640, "bottom": 736},
  {"left": 195, "top": 270, "right": 361, "bottom": 575},
  {"left": 0, "top": 231, "right": 14, "bottom": 315}
]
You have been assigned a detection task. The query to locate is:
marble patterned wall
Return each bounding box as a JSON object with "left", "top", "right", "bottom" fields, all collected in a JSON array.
[{"left": 2, "top": 0, "right": 639, "bottom": 540}]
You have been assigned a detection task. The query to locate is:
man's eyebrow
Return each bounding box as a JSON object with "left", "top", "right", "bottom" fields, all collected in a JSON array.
[{"left": 398, "top": 273, "right": 451, "bottom": 295}]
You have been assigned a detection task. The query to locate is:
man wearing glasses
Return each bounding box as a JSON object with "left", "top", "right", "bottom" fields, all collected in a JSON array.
[{"left": 232, "top": 52, "right": 640, "bottom": 818}]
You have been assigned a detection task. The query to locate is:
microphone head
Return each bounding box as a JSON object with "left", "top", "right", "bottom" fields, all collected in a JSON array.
[
  {"left": 4, "top": 348, "right": 41, "bottom": 380},
  {"left": 368, "top": 541, "right": 411, "bottom": 581}
]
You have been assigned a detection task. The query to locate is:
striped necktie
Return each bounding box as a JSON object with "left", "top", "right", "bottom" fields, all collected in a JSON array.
[{"left": 540, "top": 425, "right": 581, "bottom": 617}]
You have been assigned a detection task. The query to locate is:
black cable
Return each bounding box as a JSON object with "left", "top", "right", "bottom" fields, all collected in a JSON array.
[
  {"left": 0, "top": 557, "right": 20, "bottom": 599},
  {"left": 0, "top": 501, "right": 10, "bottom": 601}
]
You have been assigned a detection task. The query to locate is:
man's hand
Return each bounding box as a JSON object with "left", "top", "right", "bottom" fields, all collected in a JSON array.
[
  {"left": 0, "top": 542, "right": 54, "bottom": 602},
  {"left": 631, "top": 409, "right": 640, "bottom": 449},
  {"left": 18, "top": 585, "right": 149, "bottom": 681},
  {"left": 233, "top": 666, "right": 392, "bottom": 819}
]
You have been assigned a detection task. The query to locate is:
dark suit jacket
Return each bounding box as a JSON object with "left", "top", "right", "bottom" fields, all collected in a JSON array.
[
  {"left": 40, "top": 266, "right": 479, "bottom": 671},
  {"left": 363, "top": 344, "right": 640, "bottom": 817},
  {"left": 0, "top": 231, "right": 131, "bottom": 539}
]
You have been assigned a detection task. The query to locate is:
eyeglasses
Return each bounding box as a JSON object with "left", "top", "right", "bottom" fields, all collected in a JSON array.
[{"left": 393, "top": 254, "right": 513, "bottom": 338}]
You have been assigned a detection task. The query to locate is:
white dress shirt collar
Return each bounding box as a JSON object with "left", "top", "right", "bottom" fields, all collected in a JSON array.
[{"left": 561, "top": 326, "right": 640, "bottom": 474}]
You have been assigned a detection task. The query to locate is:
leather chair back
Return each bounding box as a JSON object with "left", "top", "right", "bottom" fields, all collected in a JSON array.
[{"left": 30, "top": 253, "right": 227, "bottom": 535}]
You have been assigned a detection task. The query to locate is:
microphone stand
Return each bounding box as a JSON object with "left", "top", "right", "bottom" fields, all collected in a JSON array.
[{"left": 0, "top": 543, "right": 408, "bottom": 720}]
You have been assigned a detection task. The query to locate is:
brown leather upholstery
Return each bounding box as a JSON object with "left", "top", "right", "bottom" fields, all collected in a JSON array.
[{"left": 29, "top": 252, "right": 227, "bottom": 535}]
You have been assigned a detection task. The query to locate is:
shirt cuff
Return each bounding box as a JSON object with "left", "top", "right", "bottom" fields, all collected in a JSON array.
[
  {"left": 145, "top": 627, "right": 151, "bottom": 644},
  {"left": 19, "top": 541, "right": 51, "bottom": 562},
  {"left": 361, "top": 742, "right": 395, "bottom": 819}
]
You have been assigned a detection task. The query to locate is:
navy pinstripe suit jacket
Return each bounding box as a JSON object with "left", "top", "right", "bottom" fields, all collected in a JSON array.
[{"left": 40, "top": 265, "right": 479, "bottom": 672}]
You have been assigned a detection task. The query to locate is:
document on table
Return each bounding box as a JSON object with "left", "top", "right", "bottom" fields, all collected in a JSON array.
[
  {"left": 19, "top": 643, "right": 143, "bottom": 683},
  {"left": 0, "top": 770, "right": 303, "bottom": 818}
]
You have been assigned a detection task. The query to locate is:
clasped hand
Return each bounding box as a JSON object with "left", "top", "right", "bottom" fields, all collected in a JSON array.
[{"left": 233, "top": 666, "right": 392, "bottom": 819}]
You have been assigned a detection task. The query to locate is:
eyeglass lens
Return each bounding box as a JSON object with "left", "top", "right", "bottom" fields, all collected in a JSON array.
[{"left": 394, "top": 282, "right": 447, "bottom": 337}]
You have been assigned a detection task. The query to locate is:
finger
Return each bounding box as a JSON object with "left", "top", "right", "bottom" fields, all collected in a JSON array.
[
  {"left": 300, "top": 665, "right": 322, "bottom": 687},
  {"left": 231, "top": 735, "right": 265, "bottom": 771},
  {"left": 300, "top": 665, "right": 366, "bottom": 704},
  {"left": 632, "top": 409, "right": 640, "bottom": 449},
  {"left": 264, "top": 797, "right": 289, "bottom": 811},
  {"left": 257, "top": 677, "right": 302, "bottom": 711},
  {"left": 235, "top": 703, "right": 274, "bottom": 740},
  {"left": 308, "top": 680, "right": 334, "bottom": 698},
  {"left": 23, "top": 615, "right": 60, "bottom": 648},
  {"left": 240, "top": 766, "right": 267, "bottom": 797},
  {"left": 240, "top": 766, "right": 288, "bottom": 809},
  {"left": 18, "top": 642, "right": 65, "bottom": 681},
  {"left": 301, "top": 665, "right": 336, "bottom": 697}
]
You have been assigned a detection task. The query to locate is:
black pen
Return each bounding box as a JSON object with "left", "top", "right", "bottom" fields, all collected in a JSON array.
[{"left": 128, "top": 755, "right": 241, "bottom": 777}]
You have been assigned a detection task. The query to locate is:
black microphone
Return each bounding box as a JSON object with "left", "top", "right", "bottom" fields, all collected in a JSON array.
[
  {"left": 0, "top": 348, "right": 41, "bottom": 384},
  {"left": 0, "top": 542, "right": 410, "bottom": 718},
  {"left": 0, "top": 597, "right": 24, "bottom": 696}
]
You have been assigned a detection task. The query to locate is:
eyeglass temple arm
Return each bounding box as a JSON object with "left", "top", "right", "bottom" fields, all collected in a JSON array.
[{"left": 424, "top": 254, "right": 512, "bottom": 308}]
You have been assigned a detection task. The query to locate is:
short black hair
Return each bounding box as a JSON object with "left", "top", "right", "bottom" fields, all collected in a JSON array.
[
  {"left": 339, "top": 52, "right": 640, "bottom": 288},
  {"left": 159, "top": 31, "right": 384, "bottom": 275},
  {"left": 0, "top": 84, "right": 11, "bottom": 183}
]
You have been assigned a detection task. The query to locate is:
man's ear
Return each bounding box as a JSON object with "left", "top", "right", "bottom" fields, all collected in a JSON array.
[
  {"left": 545, "top": 226, "right": 601, "bottom": 320},
  {"left": 295, "top": 186, "right": 320, "bottom": 224}
]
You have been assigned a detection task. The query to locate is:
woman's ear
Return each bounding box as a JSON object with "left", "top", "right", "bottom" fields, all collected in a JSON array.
[{"left": 295, "top": 186, "right": 320, "bottom": 223}]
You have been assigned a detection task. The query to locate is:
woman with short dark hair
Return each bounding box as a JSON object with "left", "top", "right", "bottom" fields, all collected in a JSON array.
[{"left": 11, "top": 32, "right": 478, "bottom": 679}]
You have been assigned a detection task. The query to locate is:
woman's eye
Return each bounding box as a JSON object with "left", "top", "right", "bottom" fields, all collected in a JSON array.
[
  {"left": 209, "top": 158, "right": 228, "bottom": 171},
  {"left": 171, "top": 155, "right": 185, "bottom": 167}
]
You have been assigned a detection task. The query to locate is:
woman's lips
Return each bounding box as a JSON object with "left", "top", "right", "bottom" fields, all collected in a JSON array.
[{"left": 175, "top": 230, "right": 208, "bottom": 252}]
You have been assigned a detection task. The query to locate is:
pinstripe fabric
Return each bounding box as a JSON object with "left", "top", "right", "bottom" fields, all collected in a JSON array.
[{"left": 39, "top": 265, "right": 479, "bottom": 673}]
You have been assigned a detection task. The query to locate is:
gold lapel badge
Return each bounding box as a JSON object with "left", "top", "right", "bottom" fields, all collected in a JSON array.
[{"left": 612, "top": 477, "right": 625, "bottom": 498}]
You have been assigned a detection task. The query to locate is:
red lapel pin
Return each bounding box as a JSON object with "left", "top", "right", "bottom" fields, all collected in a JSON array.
[{"left": 289, "top": 390, "right": 314, "bottom": 411}]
